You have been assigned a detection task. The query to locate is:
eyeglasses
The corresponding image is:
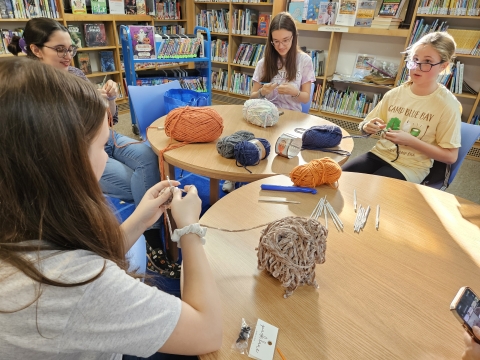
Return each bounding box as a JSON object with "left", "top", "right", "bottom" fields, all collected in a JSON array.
[
  {"left": 271, "top": 36, "right": 293, "bottom": 48},
  {"left": 43, "top": 45, "right": 78, "bottom": 58},
  {"left": 406, "top": 60, "right": 444, "bottom": 72}
]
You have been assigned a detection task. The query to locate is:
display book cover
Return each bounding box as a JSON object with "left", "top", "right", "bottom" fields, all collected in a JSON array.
[
  {"left": 91, "top": 0, "right": 107, "bottom": 14},
  {"left": 76, "top": 52, "right": 92, "bottom": 75},
  {"left": 68, "top": 24, "right": 84, "bottom": 48},
  {"left": 84, "top": 23, "right": 107, "bottom": 47},
  {"left": 100, "top": 51, "right": 115, "bottom": 72},
  {"left": 130, "top": 25, "right": 156, "bottom": 59}
]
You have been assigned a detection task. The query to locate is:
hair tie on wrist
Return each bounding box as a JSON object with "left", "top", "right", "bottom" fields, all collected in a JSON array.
[
  {"left": 19, "top": 38, "right": 27, "bottom": 54},
  {"left": 107, "top": 95, "right": 117, "bottom": 101}
]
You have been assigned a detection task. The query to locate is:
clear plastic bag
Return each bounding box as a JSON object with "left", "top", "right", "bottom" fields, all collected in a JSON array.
[
  {"left": 231, "top": 318, "right": 253, "bottom": 355},
  {"left": 362, "top": 59, "right": 399, "bottom": 86}
]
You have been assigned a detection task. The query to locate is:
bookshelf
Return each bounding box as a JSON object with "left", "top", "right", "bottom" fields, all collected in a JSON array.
[{"left": 0, "top": 0, "right": 190, "bottom": 105}]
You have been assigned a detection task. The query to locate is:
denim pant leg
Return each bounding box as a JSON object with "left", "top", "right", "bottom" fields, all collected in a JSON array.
[{"left": 101, "top": 131, "right": 161, "bottom": 229}]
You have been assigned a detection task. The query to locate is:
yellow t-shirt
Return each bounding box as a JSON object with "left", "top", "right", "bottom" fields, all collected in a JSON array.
[{"left": 359, "top": 83, "right": 462, "bottom": 183}]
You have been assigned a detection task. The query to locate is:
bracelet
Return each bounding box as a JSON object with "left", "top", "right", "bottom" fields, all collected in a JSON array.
[
  {"left": 171, "top": 223, "right": 207, "bottom": 248},
  {"left": 292, "top": 90, "right": 301, "bottom": 98},
  {"left": 258, "top": 87, "right": 265, "bottom": 99},
  {"left": 107, "top": 95, "right": 117, "bottom": 101}
]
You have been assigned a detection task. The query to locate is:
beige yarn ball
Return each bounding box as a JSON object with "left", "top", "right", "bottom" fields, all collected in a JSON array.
[{"left": 243, "top": 99, "right": 279, "bottom": 128}]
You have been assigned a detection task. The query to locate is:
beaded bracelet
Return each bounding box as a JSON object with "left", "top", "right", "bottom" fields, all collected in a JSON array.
[{"left": 292, "top": 90, "right": 301, "bottom": 98}]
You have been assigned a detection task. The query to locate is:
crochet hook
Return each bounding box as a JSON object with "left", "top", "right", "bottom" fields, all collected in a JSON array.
[
  {"left": 260, "top": 184, "right": 317, "bottom": 194},
  {"left": 258, "top": 199, "right": 301, "bottom": 204}
]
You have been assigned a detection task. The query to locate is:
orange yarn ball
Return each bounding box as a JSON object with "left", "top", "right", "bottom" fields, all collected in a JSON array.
[
  {"left": 290, "top": 158, "right": 342, "bottom": 188},
  {"left": 165, "top": 106, "right": 224, "bottom": 142}
]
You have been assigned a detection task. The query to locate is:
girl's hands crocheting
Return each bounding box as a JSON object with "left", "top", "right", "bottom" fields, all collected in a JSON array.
[
  {"left": 362, "top": 118, "right": 386, "bottom": 134},
  {"left": 102, "top": 80, "right": 118, "bottom": 100},
  {"left": 132, "top": 180, "right": 180, "bottom": 231},
  {"left": 261, "top": 82, "right": 279, "bottom": 96},
  {"left": 170, "top": 185, "right": 201, "bottom": 229},
  {"left": 277, "top": 83, "right": 298, "bottom": 96},
  {"left": 462, "top": 326, "right": 480, "bottom": 360},
  {"left": 384, "top": 129, "right": 414, "bottom": 146}
]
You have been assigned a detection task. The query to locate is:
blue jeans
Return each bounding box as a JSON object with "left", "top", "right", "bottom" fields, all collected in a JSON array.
[{"left": 100, "top": 131, "right": 161, "bottom": 229}]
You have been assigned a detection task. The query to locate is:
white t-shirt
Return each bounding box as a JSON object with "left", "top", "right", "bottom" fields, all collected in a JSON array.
[{"left": 0, "top": 249, "right": 181, "bottom": 360}]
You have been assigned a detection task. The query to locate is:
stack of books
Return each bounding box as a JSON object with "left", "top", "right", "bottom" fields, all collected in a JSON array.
[{"left": 370, "top": 17, "right": 402, "bottom": 29}]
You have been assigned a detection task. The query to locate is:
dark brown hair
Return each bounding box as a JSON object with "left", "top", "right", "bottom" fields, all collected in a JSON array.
[
  {"left": 260, "top": 12, "right": 299, "bottom": 83},
  {"left": 0, "top": 57, "right": 129, "bottom": 303},
  {"left": 8, "top": 17, "right": 69, "bottom": 57}
]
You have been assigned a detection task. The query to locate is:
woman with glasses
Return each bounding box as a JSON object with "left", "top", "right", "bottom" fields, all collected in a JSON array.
[
  {"left": 342, "top": 32, "right": 461, "bottom": 183},
  {"left": 250, "top": 12, "right": 315, "bottom": 112},
  {"left": 8, "top": 18, "right": 178, "bottom": 278}
]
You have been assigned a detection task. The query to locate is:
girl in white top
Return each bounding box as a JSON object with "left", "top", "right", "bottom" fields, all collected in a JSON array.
[{"left": 0, "top": 57, "right": 222, "bottom": 360}]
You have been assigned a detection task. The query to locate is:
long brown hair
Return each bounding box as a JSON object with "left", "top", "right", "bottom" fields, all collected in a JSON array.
[
  {"left": 0, "top": 58, "right": 129, "bottom": 300},
  {"left": 260, "top": 12, "right": 299, "bottom": 83}
]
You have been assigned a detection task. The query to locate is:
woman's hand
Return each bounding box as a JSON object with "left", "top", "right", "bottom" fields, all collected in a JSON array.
[
  {"left": 170, "top": 185, "right": 201, "bottom": 229},
  {"left": 362, "top": 118, "right": 386, "bottom": 135},
  {"left": 131, "top": 180, "right": 180, "bottom": 230},
  {"left": 277, "top": 83, "right": 298, "bottom": 96},
  {"left": 384, "top": 129, "right": 415, "bottom": 146},
  {"left": 102, "top": 80, "right": 118, "bottom": 100},
  {"left": 261, "top": 82, "right": 279, "bottom": 96},
  {"left": 462, "top": 326, "right": 480, "bottom": 360}
]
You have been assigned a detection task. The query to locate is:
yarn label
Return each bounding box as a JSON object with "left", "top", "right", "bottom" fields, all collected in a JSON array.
[{"left": 248, "top": 319, "right": 278, "bottom": 360}]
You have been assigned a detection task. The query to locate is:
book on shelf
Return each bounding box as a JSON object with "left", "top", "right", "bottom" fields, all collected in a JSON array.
[
  {"left": 352, "top": 53, "right": 376, "bottom": 79},
  {"left": 322, "top": 86, "right": 382, "bottom": 118},
  {"left": 318, "top": 2, "right": 337, "bottom": 25},
  {"left": 129, "top": 25, "right": 156, "bottom": 59},
  {"left": 377, "top": 0, "right": 401, "bottom": 16},
  {"left": 71, "top": 0, "right": 87, "bottom": 14},
  {"left": 76, "top": 52, "right": 92, "bottom": 75},
  {"left": 257, "top": 13, "right": 270, "bottom": 37},
  {"left": 125, "top": 0, "right": 136, "bottom": 14},
  {"left": 100, "top": 50, "right": 115, "bottom": 72},
  {"left": 447, "top": 29, "right": 480, "bottom": 55},
  {"left": 136, "top": 0, "right": 146, "bottom": 14},
  {"left": 301, "top": 46, "right": 325, "bottom": 76},
  {"left": 370, "top": 16, "right": 401, "bottom": 28},
  {"left": 335, "top": 0, "right": 357, "bottom": 27},
  {"left": 417, "top": 0, "right": 480, "bottom": 16},
  {"left": 288, "top": 0, "right": 304, "bottom": 22},
  {"left": 155, "top": 0, "right": 180, "bottom": 20},
  {"left": 1, "top": 29, "right": 22, "bottom": 54},
  {"left": 91, "top": 0, "right": 107, "bottom": 14},
  {"left": 84, "top": 24, "right": 107, "bottom": 47},
  {"left": 0, "top": 0, "right": 13, "bottom": 18},
  {"left": 108, "top": 0, "right": 124, "bottom": 14},
  {"left": 306, "top": 0, "right": 322, "bottom": 24},
  {"left": 68, "top": 25, "right": 84, "bottom": 48},
  {"left": 354, "top": 0, "right": 376, "bottom": 27}
]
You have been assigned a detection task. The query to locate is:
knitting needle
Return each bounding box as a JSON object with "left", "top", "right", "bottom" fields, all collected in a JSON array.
[
  {"left": 100, "top": 75, "right": 108, "bottom": 87},
  {"left": 324, "top": 204, "right": 328, "bottom": 230},
  {"left": 258, "top": 199, "right": 301, "bottom": 204},
  {"left": 354, "top": 189, "right": 357, "bottom": 212},
  {"left": 166, "top": 176, "right": 187, "bottom": 193},
  {"left": 376, "top": 205, "right": 380, "bottom": 230}
]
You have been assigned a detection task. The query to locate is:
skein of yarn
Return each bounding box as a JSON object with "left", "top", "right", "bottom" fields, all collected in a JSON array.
[
  {"left": 290, "top": 158, "right": 342, "bottom": 188},
  {"left": 216, "top": 130, "right": 255, "bottom": 159},
  {"left": 234, "top": 138, "right": 271, "bottom": 172},
  {"left": 256, "top": 216, "right": 327, "bottom": 298},
  {"left": 301, "top": 125, "right": 343, "bottom": 150},
  {"left": 243, "top": 99, "right": 279, "bottom": 128},
  {"left": 158, "top": 106, "right": 224, "bottom": 180}
]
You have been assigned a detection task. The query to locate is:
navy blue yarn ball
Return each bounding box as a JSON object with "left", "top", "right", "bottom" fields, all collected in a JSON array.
[
  {"left": 302, "top": 125, "right": 343, "bottom": 150},
  {"left": 234, "top": 137, "right": 271, "bottom": 167}
]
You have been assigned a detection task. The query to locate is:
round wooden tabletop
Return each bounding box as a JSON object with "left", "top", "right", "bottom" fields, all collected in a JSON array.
[
  {"left": 147, "top": 105, "right": 355, "bottom": 183},
  {"left": 199, "top": 172, "right": 480, "bottom": 359}
]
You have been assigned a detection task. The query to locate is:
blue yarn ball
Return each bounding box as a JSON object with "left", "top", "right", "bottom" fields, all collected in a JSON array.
[
  {"left": 234, "top": 137, "right": 271, "bottom": 167},
  {"left": 301, "top": 125, "right": 343, "bottom": 150}
]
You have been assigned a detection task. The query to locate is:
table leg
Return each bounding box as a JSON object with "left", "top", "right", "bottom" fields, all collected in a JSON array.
[{"left": 210, "top": 178, "right": 220, "bottom": 205}]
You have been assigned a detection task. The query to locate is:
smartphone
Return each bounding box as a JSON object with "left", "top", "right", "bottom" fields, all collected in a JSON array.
[{"left": 450, "top": 286, "right": 480, "bottom": 344}]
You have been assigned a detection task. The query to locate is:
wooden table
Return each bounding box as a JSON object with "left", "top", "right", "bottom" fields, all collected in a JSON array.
[
  {"left": 148, "top": 105, "right": 354, "bottom": 205},
  {"left": 199, "top": 173, "right": 480, "bottom": 359}
]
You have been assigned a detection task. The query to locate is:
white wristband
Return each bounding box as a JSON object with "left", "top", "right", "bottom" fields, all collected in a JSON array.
[{"left": 171, "top": 223, "right": 207, "bottom": 248}]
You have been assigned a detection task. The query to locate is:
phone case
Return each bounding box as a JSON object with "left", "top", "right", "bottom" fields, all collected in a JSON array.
[{"left": 450, "top": 286, "right": 480, "bottom": 345}]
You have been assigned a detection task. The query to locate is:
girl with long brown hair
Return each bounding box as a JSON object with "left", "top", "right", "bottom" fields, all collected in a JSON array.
[{"left": 0, "top": 57, "right": 222, "bottom": 360}]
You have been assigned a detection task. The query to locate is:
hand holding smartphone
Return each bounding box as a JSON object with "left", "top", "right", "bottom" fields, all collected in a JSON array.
[{"left": 450, "top": 286, "right": 480, "bottom": 345}]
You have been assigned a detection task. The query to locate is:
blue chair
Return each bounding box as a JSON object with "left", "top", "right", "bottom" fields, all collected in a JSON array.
[
  {"left": 128, "top": 80, "right": 182, "bottom": 140},
  {"left": 421, "top": 122, "right": 480, "bottom": 190},
  {"left": 301, "top": 82, "right": 315, "bottom": 114}
]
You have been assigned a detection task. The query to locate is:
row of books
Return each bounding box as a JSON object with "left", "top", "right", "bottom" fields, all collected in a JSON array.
[
  {"left": 135, "top": 76, "right": 207, "bottom": 92},
  {"left": 0, "top": 0, "right": 58, "bottom": 19},
  {"left": 230, "top": 71, "right": 253, "bottom": 96},
  {"left": 310, "top": 82, "right": 323, "bottom": 110},
  {"left": 196, "top": 8, "right": 230, "bottom": 34},
  {"left": 156, "top": 34, "right": 203, "bottom": 59},
  {"left": 211, "top": 39, "right": 228, "bottom": 62},
  {"left": 407, "top": 18, "right": 449, "bottom": 47},
  {"left": 321, "top": 87, "right": 382, "bottom": 118},
  {"left": 67, "top": 0, "right": 180, "bottom": 18},
  {"left": 447, "top": 29, "right": 480, "bottom": 55},
  {"left": 232, "top": 43, "right": 265, "bottom": 67},
  {"left": 471, "top": 115, "right": 480, "bottom": 125},
  {"left": 417, "top": 0, "right": 480, "bottom": 15},
  {"left": 302, "top": 47, "right": 325, "bottom": 77},
  {"left": 0, "top": 28, "right": 22, "bottom": 55},
  {"left": 232, "top": 8, "right": 259, "bottom": 35},
  {"left": 155, "top": 25, "right": 185, "bottom": 35},
  {"left": 68, "top": 24, "right": 108, "bottom": 48},
  {"left": 212, "top": 69, "right": 228, "bottom": 91},
  {"left": 195, "top": 0, "right": 272, "bottom": 2},
  {"left": 76, "top": 51, "right": 116, "bottom": 75}
]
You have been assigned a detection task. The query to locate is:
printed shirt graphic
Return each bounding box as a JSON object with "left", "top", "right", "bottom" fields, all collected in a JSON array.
[
  {"left": 253, "top": 51, "right": 315, "bottom": 112},
  {"left": 361, "top": 83, "right": 461, "bottom": 183}
]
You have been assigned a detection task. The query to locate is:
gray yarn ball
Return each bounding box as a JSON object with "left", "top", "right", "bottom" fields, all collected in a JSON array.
[{"left": 216, "top": 130, "right": 255, "bottom": 158}]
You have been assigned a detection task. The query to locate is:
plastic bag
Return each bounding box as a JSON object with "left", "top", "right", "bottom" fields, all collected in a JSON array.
[
  {"left": 164, "top": 88, "right": 209, "bottom": 113},
  {"left": 362, "top": 59, "right": 399, "bottom": 86}
]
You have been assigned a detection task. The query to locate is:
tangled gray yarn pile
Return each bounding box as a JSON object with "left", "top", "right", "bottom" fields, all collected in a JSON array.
[
  {"left": 256, "top": 216, "right": 327, "bottom": 298},
  {"left": 216, "top": 130, "right": 255, "bottom": 159}
]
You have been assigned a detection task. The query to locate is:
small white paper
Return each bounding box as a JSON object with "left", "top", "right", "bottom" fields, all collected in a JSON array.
[
  {"left": 248, "top": 319, "right": 279, "bottom": 360},
  {"left": 318, "top": 25, "right": 349, "bottom": 32}
]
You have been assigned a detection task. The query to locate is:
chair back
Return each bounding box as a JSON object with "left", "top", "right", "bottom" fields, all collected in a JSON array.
[
  {"left": 301, "top": 82, "right": 315, "bottom": 114},
  {"left": 422, "top": 122, "right": 480, "bottom": 190},
  {"left": 128, "top": 80, "right": 182, "bottom": 140}
]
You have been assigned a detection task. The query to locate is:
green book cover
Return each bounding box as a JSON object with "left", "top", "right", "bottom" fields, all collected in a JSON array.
[{"left": 91, "top": 0, "right": 107, "bottom": 14}]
